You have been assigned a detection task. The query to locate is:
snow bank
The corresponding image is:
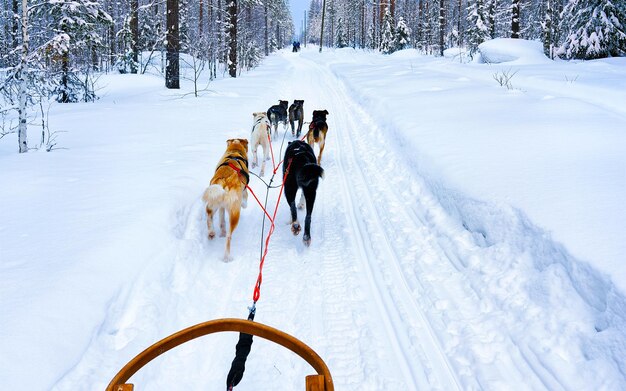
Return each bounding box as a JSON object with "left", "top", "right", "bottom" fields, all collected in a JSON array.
[{"left": 478, "top": 38, "right": 551, "bottom": 64}]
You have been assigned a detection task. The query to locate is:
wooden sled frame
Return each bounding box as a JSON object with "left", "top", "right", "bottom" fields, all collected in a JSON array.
[{"left": 106, "top": 318, "right": 334, "bottom": 391}]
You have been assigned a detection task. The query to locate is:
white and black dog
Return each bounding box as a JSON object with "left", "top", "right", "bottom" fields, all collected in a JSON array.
[
  {"left": 283, "top": 140, "right": 324, "bottom": 246},
  {"left": 267, "top": 100, "right": 288, "bottom": 139}
]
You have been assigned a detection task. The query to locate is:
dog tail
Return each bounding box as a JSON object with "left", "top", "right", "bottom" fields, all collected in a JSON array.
[
  {"left": 298, "top": 163, "right": 325, "bottom": 187},
  {"left": 202, "top": 184, "right": 226, "bottom": 206}
]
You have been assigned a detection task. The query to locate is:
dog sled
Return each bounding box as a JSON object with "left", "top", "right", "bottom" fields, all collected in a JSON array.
[{"left": 106, "top": 318, "right": 334, "bottom": 391}]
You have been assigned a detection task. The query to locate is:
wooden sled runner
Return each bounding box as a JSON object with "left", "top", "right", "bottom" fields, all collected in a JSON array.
[{"left": 106, "top": 318, "right": 334, "bottom": 391}]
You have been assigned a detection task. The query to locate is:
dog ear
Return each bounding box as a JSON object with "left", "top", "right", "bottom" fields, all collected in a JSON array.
[
  {"left": 226, "top": 138, "right": 234, "bottom": 145},
  {"left": 324, "top": 110, "right": 329, "bottom": 115},
  {"left": 240, "top": 138, "right": 249, "bottom": 148}
]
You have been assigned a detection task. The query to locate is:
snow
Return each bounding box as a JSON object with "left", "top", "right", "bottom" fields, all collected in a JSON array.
[
  {"left": 478, "top": 38, "right": 551, "bottom": 64},
  {"left": 1, "top": 42, "right": 626, "bottom": 391}
]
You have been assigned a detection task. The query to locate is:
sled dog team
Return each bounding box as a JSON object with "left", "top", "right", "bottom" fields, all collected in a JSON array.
[{"left": 202, "top": 99, "right": 329, "bottom": 261}]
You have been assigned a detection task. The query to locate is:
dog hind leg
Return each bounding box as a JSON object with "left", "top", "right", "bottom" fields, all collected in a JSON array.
[
  {"left": 206, "top": 206, "right": 216, "bottom": 239},
  {"left": 285, "top": 185, "right": 301, "bottom": 235},
  {"left": 302, "top": 187, "right": 317, "bottom": 246},
  {"left": 260, "top": 144, "right": 267, "bottom": 176},
  {"left": 317, "top": 138, "right": 325, "bottom": 165},
  {"left": 296, "top": 118, "right": 303, "bottom": 137},
  {"left": 224, "top": 206, "right": 240, "bottom": 262},
  {"left": 251, "top": 144, "right": 258, "bottom": 168}
]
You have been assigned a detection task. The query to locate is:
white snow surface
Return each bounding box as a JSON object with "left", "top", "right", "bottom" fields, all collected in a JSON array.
[
  {"left": 477, "top": 38, "right": 552, "bottom": 64},
  {"left": 1, "top": 43, "right": 626, "bottom": 390}
]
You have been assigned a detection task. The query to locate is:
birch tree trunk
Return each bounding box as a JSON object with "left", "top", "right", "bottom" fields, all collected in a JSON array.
[
  {"left": 439, "top": 0, "right": 445, "bottom": 55},
  {"left": 17, "top": 0, "right": 28, "bottom": 153},
  {"left": 319, "top": 0, "right": 327, "bottom": 52}
]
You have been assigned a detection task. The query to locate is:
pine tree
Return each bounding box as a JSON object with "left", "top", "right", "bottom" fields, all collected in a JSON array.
[
  {"left": 466, "top": 0, "right": 490, "bottom": 55},
  {"left": 32, "top": 0, "right": 112, "bottom": 102},
  {"left": 336, "top": 17, "right": 348, "bottom": 47},
  {"left": 558, "top": 0, "right": 626, "bottom": 59},
  {"left": 541, "top": 0, "right": 558, "bottom": 57},
  {"left": 395, "top": 16, "right": 411, "bottom": 49},
  {"left": 380, "top": 7, "right": 395, "bottom": 53}
]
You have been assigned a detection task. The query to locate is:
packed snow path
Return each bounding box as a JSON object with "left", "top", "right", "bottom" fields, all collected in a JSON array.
[{"left": 15, "top": 49, "right": 624, "bottom": 390}]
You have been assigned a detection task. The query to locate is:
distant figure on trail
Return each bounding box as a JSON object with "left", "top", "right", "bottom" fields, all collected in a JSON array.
[{"left": 292, "top": 41, "right": 301, "bottom": 52}]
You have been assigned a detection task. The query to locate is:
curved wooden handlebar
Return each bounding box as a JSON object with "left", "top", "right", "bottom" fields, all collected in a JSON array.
[{"left": 106, "top": 318, "right": 334, "bottom": 391}]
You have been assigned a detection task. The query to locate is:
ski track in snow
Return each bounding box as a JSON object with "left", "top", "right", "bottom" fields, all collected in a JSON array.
[{"left": 50, "top": 51, "right": 626, "bottom": 390}]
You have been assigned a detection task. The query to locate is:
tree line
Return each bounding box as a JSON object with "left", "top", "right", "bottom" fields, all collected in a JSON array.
[
  {"left": 0, "top": 0, "right": 293, "bottom": 152},
  {"left": 1, "top": 0, "right": 624, "bottom": 153},
  {"left": 305, "top": 0, "right": 625, "bottom": 59}
]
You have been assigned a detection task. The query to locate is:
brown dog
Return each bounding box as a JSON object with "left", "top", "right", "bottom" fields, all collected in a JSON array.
[
  {"left": 203, "top": 138, "right": 249, "bottom": 261},
  {"left": 306, "top": 110, "right": 329, "bottom": 165}
]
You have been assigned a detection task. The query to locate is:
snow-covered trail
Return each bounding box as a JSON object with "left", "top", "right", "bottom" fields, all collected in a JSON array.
[
  {"left": 282, "top": 53, "right": 577, "bottom": 390},
  {"left": 48, "top": 50, "right": 626, "bottom": 391}
]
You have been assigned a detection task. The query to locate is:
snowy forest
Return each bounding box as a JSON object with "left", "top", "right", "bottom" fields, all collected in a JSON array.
[
  {"left": 305, "top": 0, "right": 625, "bottom": 58},
  {"left": 1, "top": 0, "right": 625, "bottom": 153}
]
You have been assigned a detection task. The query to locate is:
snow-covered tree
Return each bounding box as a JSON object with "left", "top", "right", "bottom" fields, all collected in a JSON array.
[
  {"left": 511, "top": 0, "right": 521, "bottom": 37},
  {"left": 336, "top": 17, "right": 348, "bottom": 47},
  {"left": 558, "top": 0, "right": 626, "bottom": 59},
  {"left": 541, "top": 0, "right": 559, "bottom": 57},
  {"left": 466, "top": 0, "right": 490, "bottom": 54},
  {"left": 395, "top": 16, "right": 411, "bottom": 50},
  {"left": 438, "top": 0, "right": 447, "bottom": 55},
  {"left": 32, "top": 0, "right": 112, "bottom": 102},
  {"left": 380, "top": 8, "right": 395, "bottom": 53}
]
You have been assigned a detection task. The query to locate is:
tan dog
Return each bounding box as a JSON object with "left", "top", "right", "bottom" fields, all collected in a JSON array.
[
  {"left": 306, "top": 110, "right": 329, "bottom": 165},
  {"left": 203, "top": 138, "right": 249, "bottom": 261},
  {"left": 250, "top": 112, "right": 271, "bottom": 176}
]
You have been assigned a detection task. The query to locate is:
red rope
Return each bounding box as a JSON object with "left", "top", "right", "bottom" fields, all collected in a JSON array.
[
  {"left": 252, "top": 158, "right": 292, "bottom": 303},
  {"left": 228, "top": 156, "right": 293, "bottom": 304},
  {"left": 245, "top": 184, "right": 274, "bottom": 223}
]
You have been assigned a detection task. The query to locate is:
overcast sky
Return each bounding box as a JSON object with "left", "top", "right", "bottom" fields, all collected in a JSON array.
[{"left": 289, "top": 0, "right": 309, "bottom": 40}]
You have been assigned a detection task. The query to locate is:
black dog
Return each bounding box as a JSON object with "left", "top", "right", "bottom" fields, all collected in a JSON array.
[
  {"left": 266, "top": 100, "right": 288, "bottom": 139},
  {"left": 283, "top": 140, "right": 324, "bottom": 246},
  {"left": 288, "top": 100, "right": 304, "bottom": 137}
]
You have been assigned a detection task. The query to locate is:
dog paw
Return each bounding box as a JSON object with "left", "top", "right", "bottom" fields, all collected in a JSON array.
[
  {"left": 219, "top": 230, "right": 226, "bottom": 237},
  {"left": 208, "top": 231, "right": 216, "bottom": 240},
  {"left": 223, "top": 254, "right": 233, "bottom": 263},
  {"left": 291, "top": 222, "right": 301, "bottom": 236},
  {"left": 303, "top": 234, "right": 311, "bottom": 247}
]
